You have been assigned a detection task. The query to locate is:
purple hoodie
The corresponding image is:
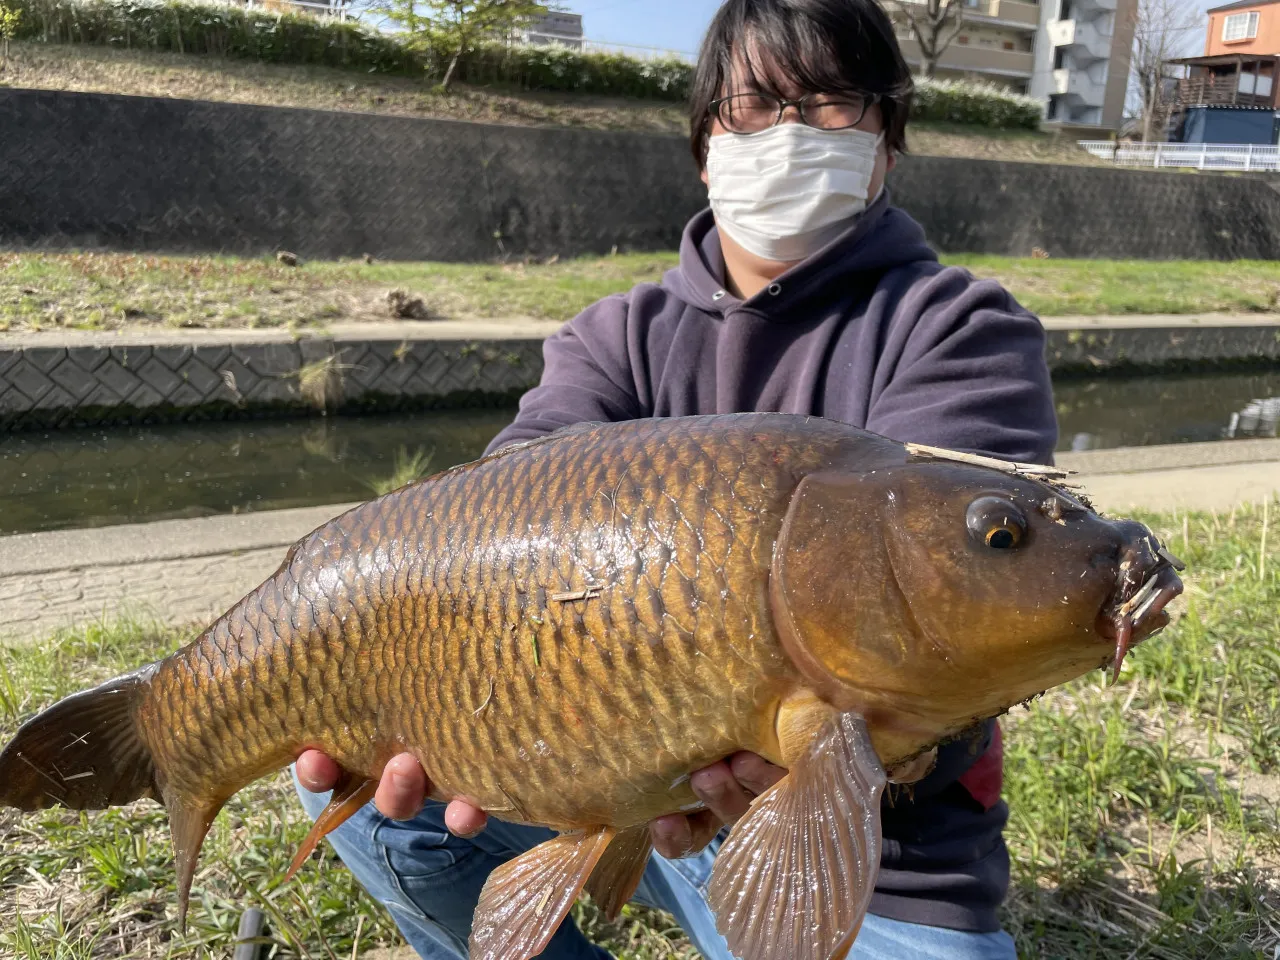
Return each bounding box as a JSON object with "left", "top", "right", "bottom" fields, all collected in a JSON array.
[{"left": 485, "top": 190, "right": 1058, "bottom": 933}]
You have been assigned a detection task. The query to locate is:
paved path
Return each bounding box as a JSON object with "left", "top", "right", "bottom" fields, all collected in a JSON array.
[{"left": 2, "top": 439, "right": 1276, "bottom": 644}]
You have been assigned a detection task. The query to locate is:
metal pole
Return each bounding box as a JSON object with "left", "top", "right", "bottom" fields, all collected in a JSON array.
[{"left": 234, "top": 908, "right": 266, "bottom": 960}]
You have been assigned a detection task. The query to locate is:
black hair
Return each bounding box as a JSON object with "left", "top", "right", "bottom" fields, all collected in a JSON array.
[{"left": 689, "top": 0, "right": 914, "bottom": 168}]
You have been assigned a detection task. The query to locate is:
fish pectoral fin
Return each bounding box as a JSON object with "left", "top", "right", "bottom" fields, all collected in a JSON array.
[
  {"left": 470, "top": 825, "right": 616, "bottom": 960},
  {"left": 285, "top": 771, "right": 378, "bottom": 882},
  {"left": 583, "top": 824, "right": 653, "bottom": 921},
  {"left": 706, "top": 711, "right": 887, "bottom": 960}
]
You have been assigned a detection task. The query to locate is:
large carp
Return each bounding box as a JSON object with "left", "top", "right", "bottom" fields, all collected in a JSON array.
[{"left": 0, "top": 414, "right": 1183, "bottom": 960}]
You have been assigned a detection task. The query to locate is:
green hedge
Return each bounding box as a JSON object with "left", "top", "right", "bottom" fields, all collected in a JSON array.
[
  {"left": 10, "top": 0, "right": 1040, "bottom": 127},
  {"left": 910, "top": 78, "right": 1042, "bottom": 130},
  {"left": 10, "top": 0, "right": 694, "bottom": 99}
]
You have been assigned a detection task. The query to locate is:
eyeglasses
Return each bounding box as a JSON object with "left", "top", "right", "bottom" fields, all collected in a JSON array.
[{"left": 709, "top": 92, "right": 878, "bottom": 134}]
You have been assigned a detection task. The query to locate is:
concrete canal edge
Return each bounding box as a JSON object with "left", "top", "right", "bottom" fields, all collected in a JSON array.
[
  {"left": 1, "top": 438, "right": 1278, "bottom": 644},
  {"left": 1, "top": 313, "right": 1279, "bottom": 430}
]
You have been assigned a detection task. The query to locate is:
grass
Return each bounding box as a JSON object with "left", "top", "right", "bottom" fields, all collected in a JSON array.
[
  {"left": 1, "top": 503, "right": 1278, "bottom": 958},
  {"left": 1, "top": 42, "right": 1103, "bottom": 167},
  {"left": 5, "top": 249, "right": 1280, "bottom": 333},
  {"left": 0, "top": 42, "right": 690, "bottom": 136}
]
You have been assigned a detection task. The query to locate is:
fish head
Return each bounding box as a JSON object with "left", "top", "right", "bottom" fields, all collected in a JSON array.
[{"left": 770, "top": 458, "right": 1184, "bottom": 762}]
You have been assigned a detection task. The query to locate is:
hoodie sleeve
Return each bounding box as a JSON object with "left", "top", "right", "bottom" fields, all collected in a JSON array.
[
  {"left": 484, "top": 295, "right": 643, "bottom": 454},
  {"left": 864, "top": 268, "right": 1058, "bottom": 464}
]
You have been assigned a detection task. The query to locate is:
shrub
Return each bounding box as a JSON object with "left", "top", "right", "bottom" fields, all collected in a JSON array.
[
  {"left": 10, "top": 0, "right": 693, "bottom": 99},
  {"left": 910, "top": 77, "right": 1042, "bottom": 131}
]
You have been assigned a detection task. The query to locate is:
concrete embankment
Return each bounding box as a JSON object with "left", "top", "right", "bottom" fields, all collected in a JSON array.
[
  {"left": 2, "top": 314, "right": 1278, "bottom": 430},
  {"left": 1, "top": 438, "right": 1276, "bottom": 643}
]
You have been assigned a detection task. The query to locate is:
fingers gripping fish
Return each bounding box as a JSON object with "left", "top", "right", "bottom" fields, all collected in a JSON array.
[{"left": 0, "top": 413, "right": 1184, "bottom": 960}]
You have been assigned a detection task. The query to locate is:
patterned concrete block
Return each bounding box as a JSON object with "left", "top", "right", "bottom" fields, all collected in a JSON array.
[{"left": 0, "top": 327, "right": 544, "bottom": 429}]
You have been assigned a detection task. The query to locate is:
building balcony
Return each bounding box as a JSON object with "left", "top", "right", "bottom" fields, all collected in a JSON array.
[
  {"left": 1052, "top": 66, "right": 1106, "bottom": 104},
  {"left": 1046, "top": 18, "right": 1111, "bottom": 60},
  {"left": 1174, "top": 74, "right": 1273, "bottom": 108},
  {"left": 966, "top": 0, "right": 1041, "bottom": 28},
  {"left": 899, "top": 36, "right": 1035, "bottom": 76}
]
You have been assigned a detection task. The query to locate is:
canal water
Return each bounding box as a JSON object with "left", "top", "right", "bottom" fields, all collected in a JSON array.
[{"left": 1, "top": 370, "right": 1277, "bottom": 536}]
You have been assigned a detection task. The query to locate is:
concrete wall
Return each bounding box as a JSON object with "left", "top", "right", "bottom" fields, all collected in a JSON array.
[
  {"left": 5, "top": 88, "right": 1280, "bottom": 261},
  {"left": 3, "top": 318, "right": 1278, "bottom": 431}
]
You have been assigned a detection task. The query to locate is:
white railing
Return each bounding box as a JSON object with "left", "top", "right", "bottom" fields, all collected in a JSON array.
[{"left": 1080, "top": 139, "right": 1280, "bottom": 172}]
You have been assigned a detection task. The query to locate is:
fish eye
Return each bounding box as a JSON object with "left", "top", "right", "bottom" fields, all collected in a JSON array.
[{"left": 966, "top": 496, "right": 1027, "bottom": 550}]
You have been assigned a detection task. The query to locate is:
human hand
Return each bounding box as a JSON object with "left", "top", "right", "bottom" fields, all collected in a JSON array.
[
  {"left": 648, "top": 752, "right": 787, "bottom": 859},
  {"left": 294, "top": 750, "right": 488, "bottom": 837}
]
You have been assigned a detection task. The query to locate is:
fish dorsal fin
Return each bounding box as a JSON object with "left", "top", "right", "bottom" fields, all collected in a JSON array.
[
  {"left": 706, "top": 711, "right": 886, "bottom": 960},
  {"left": 470, "top": 826, "right": 616, "bottom": 960},
  {"left": 583, "top": 824, "right": 653, "bottom": 920}
]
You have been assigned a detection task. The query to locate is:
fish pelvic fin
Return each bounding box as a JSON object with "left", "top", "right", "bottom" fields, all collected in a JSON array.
[
  {"left": 469, "top": 825, "right": 616, "bottom": 960},
  {"left": 0, "top": 664, "right": 161, "bottom": 812},
  {"left": 706, "top": 711, "right": 887, "bottom": 960},
  {"left": 285, "top": 771, "right": 377, "bottom": 882},
  {"left": 583, "top": 823, "right": 652, "bottom": 921}
]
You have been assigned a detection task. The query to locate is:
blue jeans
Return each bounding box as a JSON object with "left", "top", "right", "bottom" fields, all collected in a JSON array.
[{"left": 292, "top": 770, "right": 1016, "bottom": 960}]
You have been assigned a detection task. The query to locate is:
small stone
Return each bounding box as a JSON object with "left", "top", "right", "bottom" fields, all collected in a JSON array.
[{"left": 276, "top": 251, "right": 299, "bottom": 267}]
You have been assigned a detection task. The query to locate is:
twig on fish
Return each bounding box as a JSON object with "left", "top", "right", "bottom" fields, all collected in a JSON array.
[
  {"left": 61, "top": 771, "right": 95, "bottom": 782},
  {"left": 534, "top": 886, "right": 554, "bottom": 918},
  {"left": 551, "top": 586, "right": 602, "bottom": 603},
  {"left": 531, "top": 635, "right": 540, "bottom": 667},
  {"left": 14, "top": 752, "right": 65, "bottom": 796},
  {"left": 903, "top": 443, "right": 1074, "bottom": 479},
  {"left": 63, "top": 732, "right": 89, "bottom": 749},
  {"left": 473, "top": 679, "right": 495, "bottom": 716}
]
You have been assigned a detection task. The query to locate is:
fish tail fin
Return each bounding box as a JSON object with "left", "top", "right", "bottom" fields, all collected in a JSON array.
[
  {"left": 0, "top": 662, "right": 225, "bottom": 931},
  {"left": 0, "top": 664, "right": 162, "bottom": 812}
]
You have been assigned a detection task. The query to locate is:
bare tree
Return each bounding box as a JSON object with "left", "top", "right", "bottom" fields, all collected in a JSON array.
[
  {"left": 1128, "top": 0, "right": 1201, "bottom": 140},
  {"left": 380, "top": 0, "right": 545, "bottom": 90},
  {"left": 887, "top": 0, "right": 966, "bottom": 78}
]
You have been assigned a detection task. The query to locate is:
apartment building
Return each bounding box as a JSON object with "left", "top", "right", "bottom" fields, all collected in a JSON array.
[{"left": 887, "top": 0, "right": 1136, "bottom": 130}]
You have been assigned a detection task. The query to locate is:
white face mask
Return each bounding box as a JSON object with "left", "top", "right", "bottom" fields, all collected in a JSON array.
[{"left": 705, "top": 123, "right": 884, "bottom": 263}]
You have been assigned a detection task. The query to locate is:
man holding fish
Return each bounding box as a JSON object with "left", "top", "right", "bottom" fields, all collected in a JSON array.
[
  {"left": 0, "top": 0, "right": 1186, "bottom": 947},
  {"left": 296, "top": 0, "right": 1059, "bottom": 956}
]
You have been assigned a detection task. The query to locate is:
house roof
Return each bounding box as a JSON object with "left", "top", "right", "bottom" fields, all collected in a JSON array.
[
  {"left": 1170, "top": 51, "right": 1280, "bottom": 64},
  {"left": 1207, "top": 0, "right": 1279, "bottom": 14}
]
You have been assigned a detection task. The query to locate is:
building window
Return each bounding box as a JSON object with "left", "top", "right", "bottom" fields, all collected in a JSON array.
[
  {"left": 1003, "top": 39, "right": 1015, "bottom": 48},
  {"left": 1053, "top": 46, "right": 1067, "bottom": 68},
  {"left": 1223, "top": 10, "right": 1260, "bottom": 42}
]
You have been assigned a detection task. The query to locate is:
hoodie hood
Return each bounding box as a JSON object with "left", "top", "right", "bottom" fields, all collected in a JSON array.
[{"left": 661, "top": 188, "right": 939, "bottom": 321}]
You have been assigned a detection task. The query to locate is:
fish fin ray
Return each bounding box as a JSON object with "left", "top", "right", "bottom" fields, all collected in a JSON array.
[
  {"left": 285, "top": 772, "right": 377, "bottom": 882},
  {"left": 166, "top": 792, "right": 226, "bottom": 933},
  {"left": 0, "top": 663, "right": 161, "bottom": 811},
  {"left": 706, "top": 711, "right": 886, "bottom": 960},
  {"left": 469, "top": 826, "right": 615, "bottom": 960},
  {"left": 584, "top": 824, "right": 652, "bottom": 920}
]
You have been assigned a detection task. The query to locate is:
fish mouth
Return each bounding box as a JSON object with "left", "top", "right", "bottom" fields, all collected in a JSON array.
[{"left": 1096, "top": 538, "right": 1185, "bottom": 684}]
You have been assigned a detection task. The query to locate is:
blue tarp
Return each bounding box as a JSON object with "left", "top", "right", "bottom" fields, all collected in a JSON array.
[{"left": 1179, "top": 106, "right": 1279, "bottom": 144}]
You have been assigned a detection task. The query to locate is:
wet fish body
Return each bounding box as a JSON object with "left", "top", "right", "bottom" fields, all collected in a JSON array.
[{"left": 0, "top": 414, "right": 1184, "bottom": 960}]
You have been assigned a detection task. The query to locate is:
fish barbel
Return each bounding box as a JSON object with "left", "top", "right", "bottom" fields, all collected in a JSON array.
[{"left": 0, "top": 414, "right": 1184, "bottom": 960}]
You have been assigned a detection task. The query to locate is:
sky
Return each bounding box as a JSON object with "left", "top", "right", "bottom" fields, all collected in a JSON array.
[
  {"left": 564, "top": 0, "right": 1219, "bottom": 62},
  {"left": 563, "top": 0, "right": 722, "bottom": 56}
]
